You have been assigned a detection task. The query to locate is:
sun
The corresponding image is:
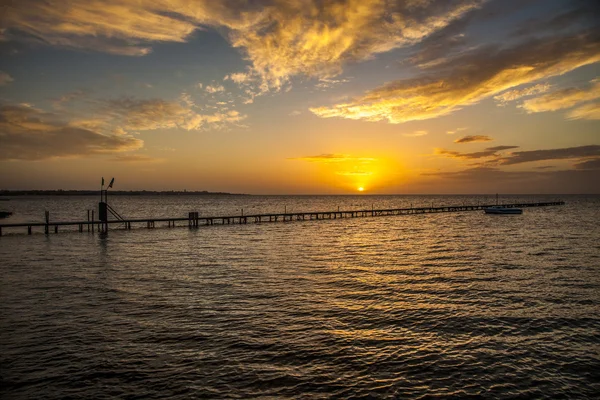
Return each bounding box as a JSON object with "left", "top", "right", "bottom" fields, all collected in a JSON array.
[{"left": 357, "top": 187, "right": 365, "bottom": 192}]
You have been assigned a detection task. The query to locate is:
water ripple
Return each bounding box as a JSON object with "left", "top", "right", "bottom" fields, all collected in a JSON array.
[{"left": 1, "top": 195, "right": 599, "bottom": 398}]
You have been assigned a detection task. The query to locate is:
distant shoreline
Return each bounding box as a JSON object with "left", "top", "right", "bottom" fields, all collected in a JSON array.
[{"left": 0, "top": 190, "right": 246, "bottom": 196}]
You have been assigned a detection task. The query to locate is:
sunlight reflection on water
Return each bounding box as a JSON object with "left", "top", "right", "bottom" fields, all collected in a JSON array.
[{"left": 1, "top": 195, "right": 599, "bottom": 398}]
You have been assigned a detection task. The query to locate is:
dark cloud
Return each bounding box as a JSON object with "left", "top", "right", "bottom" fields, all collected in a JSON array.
[
  {"left": 0, "top": 104, "right": 143, "bottom": 161},
  {"left": 500, "top": 145, "right": 600, "bottom": 165},
  {"left": 436, "top": 145, "right": 518, "bottom": 160},
  {"left": 513, "top": 1, "right": 600, "bottom": 37},
  {"left": 408, "top": 11, "right": 471, "bottom": 66},
  {"left": 486, "top": 146, "right": 520, "bottom": 151},
  {"left": 573, "top": 158, "right": 600, "bottom": 170},
  {"left": 436, "top": 149, "right": 497, "bottom": 160},
  {"left": 409, "top": 0, "right": 538, "bottom": 67},
  {"left": 0, "top": 71, "right": 14, "bottom": 86},
  {"left": 454, "top": 135, "right": 493, "bottom": 143},
  {"left": 421, "top": 166, "right": 600, "bottom": 194}
]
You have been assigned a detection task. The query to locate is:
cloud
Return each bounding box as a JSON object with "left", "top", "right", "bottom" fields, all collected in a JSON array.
[
  {"left": 179, "top": 92, "right": 196, "bottom": 108},
  {"left": 0, "top": 104, "right": 143, "bottom": 161},
  {"left": 454, "top": 135, "right": 492, "bottom": 143},
  {"left": 289, "top": 110, "right": 302, "bottom": 116},
  {"left": 315, "top": 78, "right": 351, "bottom": 90},
  {"left": 436, "top": 149, "right": 498, "bottom": 160},
  {"left": 574, "top": 158, "right": 600, "bottom": 170},
  {"left": 51, "top": 89, "right": 88, "bottom": 108},
  {"left": 310, "top": 30, "right": 600, "bottom": 123},
  {"left": 289, "top": 154, "right": 376, "bottom": 163},
  {"left": 420, "top": 165, "right": 600, "bottom": 193},
  {"left": 0, "top": 71, "right": 14, "bottom": 86},
  {"left": 224, "top": 72, "right": 252, "bottom": 85},
  {"left": 566, "top": 102, "right": 600, "bottom": 120},
  {"left": 499, "top": 145, "right": 600, "bottom": 165},
  {"left": 403, "top": 130, "right": 428, "bottom": 137},
  {"left": 435, "top": 145, "right": 518, "bottom": 160},
  {"left": 229, "top": 0, "right": 483, "bottom": 89},
  {"left": 494, "top": 83, "right": 551, "bottom": 104},
  {"left": 521, "top": 79, "right": 600, "bottom": 113},
  {"left": 0, "top": 0, "right": 230, "bottom": 56},
  {"left": 435, "top": 145, "right": 600, "bottom": 174},
  {"left": 486, "top": 146, "right": 520, "bottom": 152},
  {"left": 409, "top": 0, "right": 542, "bottom": 68},
  {"left": 423, "top": 166, "right": 533, "bottom": 181},
  {"left": 336, "top": 171, "right": 373, "bottom": 176},
  {"left": 205, "top": 84, "right": 225, "bottom": 94},
  {"left": 3, "top": 0, "right": 483, "bottom": 89},
  {"left": 109, "top": 154, "right": 161, "bottom": 162},
  {"left": 101, "top": 97, "right": 245, "bottom": 131},
  {"left": 446, "top": 127, "right": 467, "bottom": 135},
  {"left": 512, "top": 2, "right": 600, "bottom": 38}
]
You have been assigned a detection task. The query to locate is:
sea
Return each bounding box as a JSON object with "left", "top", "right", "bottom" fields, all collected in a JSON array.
[{"left": 1, "top": 194, "right": 599, "bottom": 399}]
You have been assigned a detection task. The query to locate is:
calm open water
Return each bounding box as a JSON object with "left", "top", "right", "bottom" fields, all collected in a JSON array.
[{"left": 1, "top": 195, "right": 599, "bottom": 399}]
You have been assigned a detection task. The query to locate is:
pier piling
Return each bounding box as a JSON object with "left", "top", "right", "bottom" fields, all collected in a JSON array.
[{"left": 0, "top": 201, "right": 566, "bottom": 237}]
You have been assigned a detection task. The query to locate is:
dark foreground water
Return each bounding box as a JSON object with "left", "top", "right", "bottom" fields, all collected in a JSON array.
[{"left": 1, "top": 195, "right": 599, "bottom": 399}]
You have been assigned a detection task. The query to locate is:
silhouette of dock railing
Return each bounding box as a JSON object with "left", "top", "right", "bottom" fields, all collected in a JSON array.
[{"left": 0, "top": 201, "right": 565, "bottom": 236}]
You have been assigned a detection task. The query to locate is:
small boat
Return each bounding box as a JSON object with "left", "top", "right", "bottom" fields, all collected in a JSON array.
[{"left": 484, "top": 206, "right": 522, "bottom": 215}]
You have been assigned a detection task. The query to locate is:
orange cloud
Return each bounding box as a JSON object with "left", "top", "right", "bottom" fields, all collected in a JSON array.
[
  {"left": 1, "top": 0, "right": 202, "bottom": 55},
  {"left": 3, "top": 0, "right": 482, "bottom": 88},
  {"left": 230, "top": 0, "right": 483, "bottom": 89},
  {"left": 567, "top": 102, "right": 600, "bottom": 120},
  {"left": 521, "top": 79, "right": 600, "bottom": 113},
  {"left": 101, "top": 97, "right": 245, "bottom": 132},
  {"left": 0, "top": 104, "right": 143, "bottom": 161},
  {"left": 494, "top": 83, "right": 551, "bottom": 104},
  {"left": 310, "top": 31, "right": 600, "bottom": 123}
]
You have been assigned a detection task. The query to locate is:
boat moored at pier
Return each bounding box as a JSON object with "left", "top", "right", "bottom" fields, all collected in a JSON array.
[{"left": 484, "top": 206, "right": 523, "bottom": 215}]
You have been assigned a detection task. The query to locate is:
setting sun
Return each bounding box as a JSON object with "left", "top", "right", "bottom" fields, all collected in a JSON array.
[{"left": 358, "top": 187, "right": 365, "bottom": 192}]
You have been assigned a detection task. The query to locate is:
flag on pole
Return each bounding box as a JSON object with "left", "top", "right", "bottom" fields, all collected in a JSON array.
[
  {"left": 102, "top": 177, "right": 104, "bottom": 187},
  {"left": 108, "top": 177, "right": 115, "bottom": 188}
]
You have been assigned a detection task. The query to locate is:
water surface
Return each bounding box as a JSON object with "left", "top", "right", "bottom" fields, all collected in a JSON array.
[{"left": 1, "top": 195, "right": 599, "bottom": 398}]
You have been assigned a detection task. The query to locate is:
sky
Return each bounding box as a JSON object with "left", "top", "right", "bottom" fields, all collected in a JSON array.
[{"left": 0, "top": 0, "right": 599, "bottom": 194}]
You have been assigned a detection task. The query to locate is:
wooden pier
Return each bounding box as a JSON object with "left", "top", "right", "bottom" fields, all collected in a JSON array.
[{"left": 0, "top": 201, "right": 565, "bottom": 236}]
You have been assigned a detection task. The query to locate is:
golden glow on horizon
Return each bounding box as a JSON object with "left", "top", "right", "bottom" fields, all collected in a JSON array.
[{"left": 358, "top": 187, "right": 365, "bottom": 192}]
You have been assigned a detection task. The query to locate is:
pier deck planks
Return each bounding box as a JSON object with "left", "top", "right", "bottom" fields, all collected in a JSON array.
[{"left": 0, "top": 201, "right": 565, "bottom": 236}]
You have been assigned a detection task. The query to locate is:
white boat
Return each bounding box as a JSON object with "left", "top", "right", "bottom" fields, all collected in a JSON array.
[{"left": 484, "top": 206, "right": 522, "bottom": 215}]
